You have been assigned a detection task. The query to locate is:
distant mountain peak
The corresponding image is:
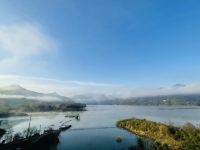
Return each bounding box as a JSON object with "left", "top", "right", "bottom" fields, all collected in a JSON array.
[
  {"left": 0, "top": 84, "right": 73, "bottom": 102},
  {"left": 3, "top": 84, "right": 25, "bottom": 90}
]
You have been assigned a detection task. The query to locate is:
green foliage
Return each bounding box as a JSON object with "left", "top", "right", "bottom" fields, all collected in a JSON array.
[
  {"left": 151, "top": 142, "right": 170, "bottom": 150},
  {"left": 117, "top": 118, "right": 200, "bottom": 150}
]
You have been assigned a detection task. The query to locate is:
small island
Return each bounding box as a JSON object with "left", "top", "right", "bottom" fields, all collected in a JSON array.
[{"left": 117, "top": 118, "right": 200, "bottom": 150}]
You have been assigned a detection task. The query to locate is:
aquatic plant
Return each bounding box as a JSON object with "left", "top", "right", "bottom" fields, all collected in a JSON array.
[{"left": 115, "top": 135, "right": 122, "bottom": 143}]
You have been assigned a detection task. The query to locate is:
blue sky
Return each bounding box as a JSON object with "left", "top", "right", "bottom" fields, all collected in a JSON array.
[{"left": 0, "top": 0, "right": 200, "bottom": 91}]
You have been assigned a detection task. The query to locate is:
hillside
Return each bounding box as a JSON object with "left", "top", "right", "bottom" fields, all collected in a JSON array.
[
  {"left": 0, "top": 85, "right": 86, "bottom": 116},
  {"left": 82, "top": 94, "right": 200, "bottom": 106},
  {"left": 0, "top": 84, "right": 73, "bottom": 102}
]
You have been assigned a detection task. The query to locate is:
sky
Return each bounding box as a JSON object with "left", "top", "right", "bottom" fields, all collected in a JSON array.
[{"left": 0, "top": 0, "right": 200, "bottom": 97}]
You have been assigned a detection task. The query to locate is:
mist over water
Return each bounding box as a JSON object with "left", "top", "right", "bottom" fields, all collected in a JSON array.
[{"left": 1, "top": 105, "right": 200, "bottom": 149}]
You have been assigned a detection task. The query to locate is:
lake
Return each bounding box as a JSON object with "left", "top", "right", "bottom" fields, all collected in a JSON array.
[{"left": 1, "top": 105, "right": 200, "bottom": 150}]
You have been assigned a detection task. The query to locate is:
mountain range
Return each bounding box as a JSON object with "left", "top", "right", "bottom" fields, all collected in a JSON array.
[
  {"left": 0, "top": 84, "right": 73, "bottom": 102},
  {"left": 1, "top": 84, "right": 200, "bottom": 106},
  {"left": 72, "top": 92, "right": 200, "bottom": 106},
  {"left": 82, "top": 94, "right": 200, "bottom": 106}
]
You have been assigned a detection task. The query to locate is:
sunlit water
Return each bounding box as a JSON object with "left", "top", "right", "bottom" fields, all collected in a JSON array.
[{"left": 1, "top": 105, "right": 200, "bottom": 150}]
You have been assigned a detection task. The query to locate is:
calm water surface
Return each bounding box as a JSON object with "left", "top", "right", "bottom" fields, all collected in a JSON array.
[{"left": 1, "top": 105, "right": 200, "bottom": 150}]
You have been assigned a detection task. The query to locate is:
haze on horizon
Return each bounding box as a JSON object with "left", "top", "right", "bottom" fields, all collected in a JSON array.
[{"left": 0, "top": 1, "right": 200, "bottom": 98}]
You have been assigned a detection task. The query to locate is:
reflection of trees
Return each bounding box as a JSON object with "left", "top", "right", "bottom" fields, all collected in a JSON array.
[{"left": 127, "top": 138, "right": 156, "bottom": 150}]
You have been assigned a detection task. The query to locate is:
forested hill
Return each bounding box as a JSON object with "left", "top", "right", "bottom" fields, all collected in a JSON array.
[
  {"left": 0, "top": 85, "right": 86, "bottom": 116},
  {"left": 86, "top": 94, "right": 200, "bottom": 106}
]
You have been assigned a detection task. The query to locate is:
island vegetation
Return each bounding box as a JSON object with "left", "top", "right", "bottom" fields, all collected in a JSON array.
[
  {"left": 0, "top": 98, "right": 86, "bottom": 117},
  {"left": 117, "top": 118, "right": 200, "bottom": 150}
]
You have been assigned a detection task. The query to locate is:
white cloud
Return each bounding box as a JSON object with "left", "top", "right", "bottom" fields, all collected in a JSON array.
[
  {"left": 0, "top": 75, "right": 200, "bottom": 98},
  {"left": 0, "top": 22, "right": 58, "bottom": 64},
  {"left": 0, "top": 75, "right": 200, "bottom": 100},
  {"left": 0, "top": 75, "right": 118, "bottom": 96}
]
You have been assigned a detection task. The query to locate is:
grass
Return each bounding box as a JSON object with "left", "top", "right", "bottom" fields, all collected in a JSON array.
[{"left": 117, "top": 118, "right": 200, "bottom": 150}]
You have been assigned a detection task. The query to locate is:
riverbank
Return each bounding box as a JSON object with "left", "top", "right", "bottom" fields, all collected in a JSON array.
[{"left": 117, "top": 118, "right": 200, "bottom": 150}]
